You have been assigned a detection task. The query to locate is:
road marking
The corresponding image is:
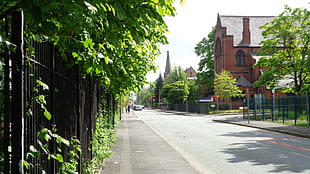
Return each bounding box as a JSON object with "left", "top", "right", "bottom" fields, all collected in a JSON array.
[
  {"left": 150, "top": 114, "right": 165, "bottom": 120},
  {"left": 290, "top": 151, "right": 310, "bottom": 159},
  {"left": 252, "top": 137, "right": 303, "bottom": 140},
  {"left": 252, "top": 137, "right": 310, "bottom": 153},
  {"left": 263, "top": 139, "right": 310, "bottom": 153}
]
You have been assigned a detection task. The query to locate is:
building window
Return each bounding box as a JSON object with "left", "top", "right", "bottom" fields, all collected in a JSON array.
[
  {"left": 235, "top": 50, "right": 245, "bottom": 67},
  {"left": 215, "top": 38, "right": 221, "bottom": 58}
]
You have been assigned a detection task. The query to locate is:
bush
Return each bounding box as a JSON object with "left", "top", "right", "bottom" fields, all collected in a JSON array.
[
  {"left": 219, "top": 103, "right": 231, "bottom": 110},
  {"left": 83, "top": 108, "right": 116, "bottom": 174}
]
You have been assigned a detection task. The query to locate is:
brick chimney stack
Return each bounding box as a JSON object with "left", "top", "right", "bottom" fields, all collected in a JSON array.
[{"left": 242, "top": 17, "right": 251, "bottom": 45}]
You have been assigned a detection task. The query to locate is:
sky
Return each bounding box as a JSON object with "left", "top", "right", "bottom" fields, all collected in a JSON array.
[{"left": 146, "top": 0, "right": 309, "bottom": 82}]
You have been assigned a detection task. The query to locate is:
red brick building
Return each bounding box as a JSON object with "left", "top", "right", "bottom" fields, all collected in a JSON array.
[{"left": 214, "top": 14, "right": 284, "bottom": 101}]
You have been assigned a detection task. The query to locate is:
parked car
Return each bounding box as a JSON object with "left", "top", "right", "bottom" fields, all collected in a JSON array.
[{"left": 133, "top": 105, "right": 143, "bottom": 111}]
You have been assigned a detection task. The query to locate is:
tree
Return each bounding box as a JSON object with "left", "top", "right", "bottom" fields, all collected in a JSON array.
[
  {"left": 186, "top": 80, "right": 199, "bottom": 103},
  {"left": 154, "top": 74, "right": 164, "bottom": 103},
  {"left": 164, "top": 66, "right": 187, "bottom": 85},
  {"left": 255, "top": 6, "right": 310, "bottom": 95},
  {"left": 214, "top": 70, "right": 244, "bottom": 105},
  {"left": 195, "top": 27, "right": 215, "bottom": 97},
  {"left": 161, "top": 81, "right": 189, "bottom": 104},
  {"left": 136, "top": 84, "right": 154, "bottom": 106},
  {"left": 162, "top": 66, "right": 189, "bottom": 103},
  {"left": 0, "top": 0, "right": 184, "bottom": 96}
]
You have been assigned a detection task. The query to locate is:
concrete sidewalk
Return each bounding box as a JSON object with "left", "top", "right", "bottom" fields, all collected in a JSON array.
[{"left": 100, "top": 113, "right": 199, "bottom": 174}]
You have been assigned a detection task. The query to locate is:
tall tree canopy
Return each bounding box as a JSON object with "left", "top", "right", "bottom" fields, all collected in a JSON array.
[
  {"left": 0, "top": 0, "right": 184, "bottom": 95},
  {"left": 161, "top": 81, "right": 188, "bottom": 104},
  {"left": 163, "top": 66, "right": 187, "bottom": 85},
  {"left": 255, "top": 6, "right": 310, "bottom": 95},
  {"left": 161, "top": 66, "right": 189, "bottom": 103},
  {"left": 195, "top": 27, "right": 215, "bottom": 97},
  {"left": 214, "top": 70, "right": 244, "bottom": 99}
]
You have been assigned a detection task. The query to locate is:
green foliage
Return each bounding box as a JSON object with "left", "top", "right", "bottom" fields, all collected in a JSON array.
[
  {"left": 186, "top": 80, "right": 199, "bottom": 103},
  {"left": 29, "top": 79, "right": 51, "bottom": 120},
  {"left": 1, "top": 0, "right": 183, "bottom": 172},
  {"left": 25, "top": 79, "right": 81, "bottom": 173},
  {"left": 136, "top": 84, "right": 155, "bottom": 106},
  {"left": 0, "top": 0, "right": 182, "bottom": 96},
  {"left": 255, "top": 6, "right": 310, "bottom": 95},
  {"left": 214, "top": 70, "right": 245, "bottom": 99},
  {"left": 164, "top": 66, "right": 187, "bottom": 85},
  {"left": 161, "top": 66, "right": 189, "bottom": 103},
  {"left": 161, "top": 81, "right": 189, "bottom": 104},
  {"left": 84, "top": 109, "right": 116, "bottom": 174},
  {"left": 218, "top": 103, "right": 231, "bottom": 110},
  {"left": 25, "top": 130, "right": 81, "bottom": 174},
  {"left": 195, "top": 27, "right": 215, "bottom": 97}
]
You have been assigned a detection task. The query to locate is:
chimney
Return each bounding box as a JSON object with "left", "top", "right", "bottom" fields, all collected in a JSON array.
[{"left": 242, "top": 17, "right": 251, "bottom": 45}]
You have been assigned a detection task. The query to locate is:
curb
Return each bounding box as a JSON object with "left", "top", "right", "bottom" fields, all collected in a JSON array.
[{"left": 212, "top": 119, "right": 310, "bottom": 139}]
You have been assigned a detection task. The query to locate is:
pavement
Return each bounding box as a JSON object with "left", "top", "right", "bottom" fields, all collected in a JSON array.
[
  {"left": 100, "top": 110, "right": 310, "bottom": 174},
  {"left": 100, "top": 112, "right": 199, "bottom": 174}
]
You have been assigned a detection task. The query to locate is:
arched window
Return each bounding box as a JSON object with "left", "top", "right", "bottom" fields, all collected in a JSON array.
[
  {"left": 235, "top": 50, "right": 245, "bottom": 66},
  {"left": 215, "top": 38, "right": 221, "bottom": 58}
]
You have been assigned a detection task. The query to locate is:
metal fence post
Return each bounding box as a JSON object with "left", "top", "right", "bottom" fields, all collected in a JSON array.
[
  {"left": 3, "top": 13, "right": 11, "bottom": 174},
  {"left": 11, "top": 11, "right": 25, "bottom": 174},
  {"left": 272, "top": 91, "right": 274, "bottom": 122},
  {"left": 262, "top": 95, "right": 265, "bottom": 121},
  {"left": 294, "top": 96, "right": 297, "bottom": 125},
  {"left": 307, "top": 95, "right": 310, "bottom": 127},
  {"left": 282, "top": 97, "right": 285, "bottom": 123},
  {"left": 253, "top": 96, "right": 256, "bottom": 120}
]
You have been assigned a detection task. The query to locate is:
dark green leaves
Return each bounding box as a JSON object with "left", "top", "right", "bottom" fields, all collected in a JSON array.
[{"left": 255, "top": 6, "right": 310, "bottom": 95}]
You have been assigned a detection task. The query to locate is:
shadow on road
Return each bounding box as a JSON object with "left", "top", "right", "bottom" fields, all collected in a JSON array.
[{"left": 219, "top": 131, "right": 310, "bottom": 173}]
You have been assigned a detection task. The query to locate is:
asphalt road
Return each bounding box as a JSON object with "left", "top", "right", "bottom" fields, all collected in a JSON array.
[{"left": 135, "top": 110, "right": 310, "bottom": 174}]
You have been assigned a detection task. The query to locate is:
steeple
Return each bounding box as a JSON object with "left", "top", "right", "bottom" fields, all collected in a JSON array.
[{"left": 164, "top": 51, "right": 171, "bottom": 79}]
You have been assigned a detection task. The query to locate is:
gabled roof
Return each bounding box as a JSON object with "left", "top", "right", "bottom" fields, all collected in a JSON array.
[
  {"left": 237, "top": 75, "right": 253, "bottom": 87},
  {"left": 218, "top": 15, "right": 275, "bottom": 46},
  {"left": 184, "top": 66, "right": 196, "bottom": 74}
]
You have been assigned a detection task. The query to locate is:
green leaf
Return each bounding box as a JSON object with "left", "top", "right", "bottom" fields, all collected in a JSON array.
[
  {"left": 37, "top": 128, "right": 51, "bottom": 141},
  {"left": 72, "top": 52, "right": 78, "bottom": 58},
  {"left": 23, "top": 160, "right": 30, "bottom": 169},
  {"left": 29, "top": 145, "right": 38, "bottom": 153},
  {"left": 114, "top": 2, "right": 125, "bottom": 20},
  {"left": 36, "top": 80, "right": 49, "bottom": 91},
  {"left": 51, "top": 154, "right": 64, "bottom": 162},
  {"left": 56, "top": 136, "right": 70, "bottom": 147},
  {"left": 44, "top": 109, "right": 52, "bottom": 120}
]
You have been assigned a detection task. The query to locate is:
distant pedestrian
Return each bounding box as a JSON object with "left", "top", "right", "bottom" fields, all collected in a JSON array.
[
  {"left": 128, "top": 105, "right": 130, "bottom": 113},
  {"left": 125, "top": 105, "right": 128, "bottom": 113}
]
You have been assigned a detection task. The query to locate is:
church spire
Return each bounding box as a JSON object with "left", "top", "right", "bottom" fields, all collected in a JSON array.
[{"left": 164, "top": 51, "right": 171, "bottom": 79}]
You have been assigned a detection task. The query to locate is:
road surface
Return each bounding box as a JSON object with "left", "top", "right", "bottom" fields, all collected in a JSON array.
[{"left": 135, "top": 110, "right": 310, "bottom": 174}]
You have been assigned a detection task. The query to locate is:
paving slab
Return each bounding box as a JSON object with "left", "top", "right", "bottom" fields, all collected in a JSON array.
[{"left": 100, "top": 113, "right": 199, "bottom": 174}]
